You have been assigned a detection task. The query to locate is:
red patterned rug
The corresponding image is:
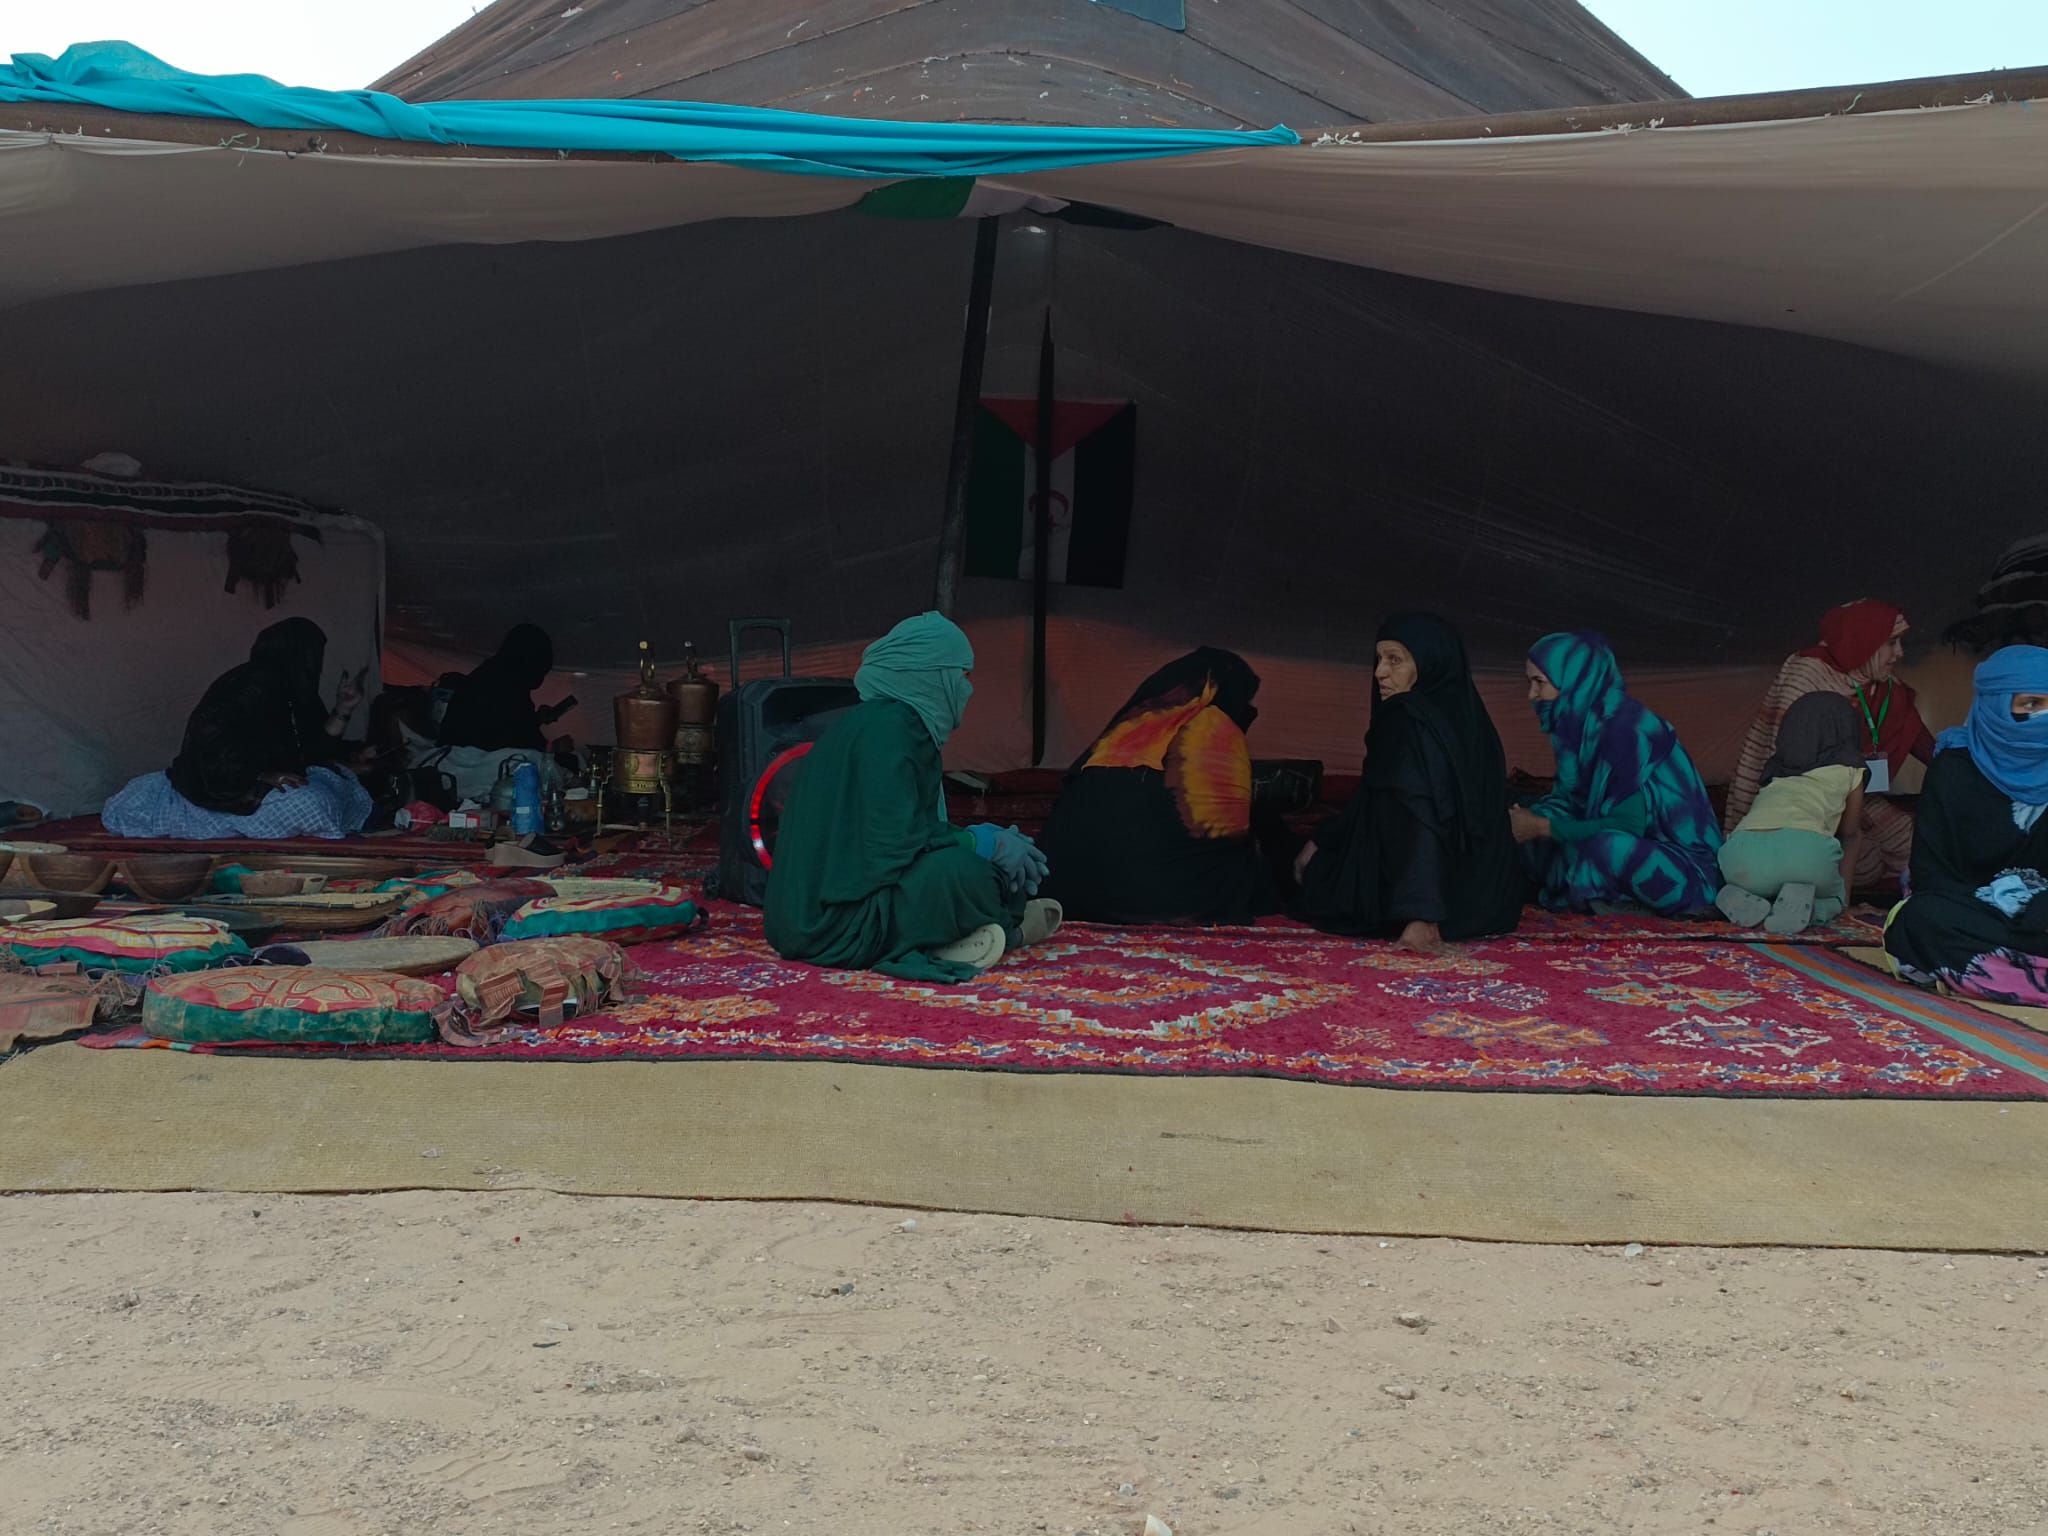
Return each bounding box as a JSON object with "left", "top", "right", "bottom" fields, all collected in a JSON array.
[{"left": 82, "top": 908, "right": 2048, "bottom": 1100}]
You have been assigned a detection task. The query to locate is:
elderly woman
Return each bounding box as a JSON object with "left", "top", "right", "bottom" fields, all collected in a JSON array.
[
  {"left": 1511, "top": 631, "right": 1722, "bottom": 916},
  {"left": 766, "top": 612, "right": 1059, "bottom": 980},
  {"left": 1885, "top": 646, "right": 2048, "bottom": 1004},
  {"left": 1041, "top": 647, "right": 1275, "bottom": 924},
  {"left": 101, "top": 617, "right": 371, "bottom": 839},
  {"left": 1293, "top": 613, "right": 1521, "bottom": 949},
  {"left": 1725, "top": 599, "right": 1934, "bottom": 892}
]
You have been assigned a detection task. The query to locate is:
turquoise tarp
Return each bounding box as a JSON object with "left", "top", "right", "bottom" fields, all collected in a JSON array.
[{"left": 0, "top": 42, "right": 1298, "bottom": 178}]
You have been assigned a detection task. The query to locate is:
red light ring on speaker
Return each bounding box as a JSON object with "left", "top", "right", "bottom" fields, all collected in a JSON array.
[{"left": 748, "top": 742, "right": 814, "bottom": 870}]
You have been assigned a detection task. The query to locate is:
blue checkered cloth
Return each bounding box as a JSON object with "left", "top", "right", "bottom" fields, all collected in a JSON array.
[{"left": 102, "top": 766, "right": 370, "bottom": 840}]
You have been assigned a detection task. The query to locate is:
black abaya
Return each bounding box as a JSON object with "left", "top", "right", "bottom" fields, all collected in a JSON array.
[
  {"left": 1295, "top": 613, "right": 1521, "bottom": 940},
  {"left": 167, "top": 617, "right": 338, "bottom": 815},
  {"left": 438, "top": 623, "right": 554, "bottom": 751}
]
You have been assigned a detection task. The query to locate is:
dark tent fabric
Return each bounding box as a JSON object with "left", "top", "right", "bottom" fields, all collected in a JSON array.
[
  {"left": 376, "top": 0, "right": 1681, "bottom": 128},
  {"left": 1, "top": 206, "right": 2041, "bottom": 767}
]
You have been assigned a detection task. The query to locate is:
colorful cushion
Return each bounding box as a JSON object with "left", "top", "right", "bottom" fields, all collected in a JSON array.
[
  {"left": 375, "top": 868, "right": 487, "bottom": 912},
  {"left": 0, "top": 914, "right": 249, "bottom": 975},
  {"left": 142, "top": 967, "right": 444, "bottom": 1045},
  {"left": 502, "top": 882, "right": 704, "bottom": 946},
  {"left": 448, "top": 936, "right": 631, "bottom": 1043},
  {"left": 384, "top": 878, "right": 555, "bottom": 944}
]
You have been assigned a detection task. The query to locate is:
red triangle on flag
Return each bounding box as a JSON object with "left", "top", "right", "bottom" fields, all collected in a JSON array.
[{"left": 983, "top": 398, "right": 1128, "bottom": 460}]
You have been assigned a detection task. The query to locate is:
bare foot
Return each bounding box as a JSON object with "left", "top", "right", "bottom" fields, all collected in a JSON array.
[{"left": 1397, "top": 920, "right": 1444, "bottom": 954}]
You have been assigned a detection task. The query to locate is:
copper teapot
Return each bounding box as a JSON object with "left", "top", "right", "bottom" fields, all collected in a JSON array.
[
  {"left": 613, "top": 640, "right": 678, "bottom": 751},
  {"left": 665, "top": 640, "right": 720, "bottom": 765}
]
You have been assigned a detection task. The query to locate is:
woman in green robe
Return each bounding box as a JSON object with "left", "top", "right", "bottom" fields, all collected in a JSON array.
[{"left": 765, "top": 612, "right": 1057, "bottom": 981}]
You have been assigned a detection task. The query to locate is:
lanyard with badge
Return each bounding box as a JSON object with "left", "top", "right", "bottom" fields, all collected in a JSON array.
[{"left": 1854, "top": 683, "right": 1892, "bottom": 794}]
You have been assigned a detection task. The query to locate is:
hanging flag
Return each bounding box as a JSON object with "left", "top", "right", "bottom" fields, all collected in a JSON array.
[{"left": 963, "top": 399, "right": 1135, "bottom": 588}]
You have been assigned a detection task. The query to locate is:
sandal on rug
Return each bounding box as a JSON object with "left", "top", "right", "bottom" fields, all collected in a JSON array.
[
  {"left": 1764, "top": 882, "right": 1816, "bottom": 937},
  {"left": 1018, "top": 898, "right": 1063, "bottom": 947},
  {"left": 929, "top": 922, "right": 1007, "bottom": 973},
  {"left": 1715, "top": 885, "right": 1771, "bottom": 928},
  {"left": 489, "top": 836, "right": 568, "bottom": 872}
]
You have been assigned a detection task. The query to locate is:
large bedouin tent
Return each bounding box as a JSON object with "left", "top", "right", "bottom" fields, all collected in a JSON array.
[{"left": 3, "top": 7, "right": 2048, "bottom": 817}]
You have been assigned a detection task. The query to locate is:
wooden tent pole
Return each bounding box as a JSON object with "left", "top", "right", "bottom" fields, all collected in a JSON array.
[
  {"left": 932, "top": 216, "right": 1002, "bottom": 616},
  {"left": 1031, "top": 309, "right": 1055, "bottom": 766}
]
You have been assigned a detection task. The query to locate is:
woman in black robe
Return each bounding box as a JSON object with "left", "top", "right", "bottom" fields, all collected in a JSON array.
[
  {"left": 1040, "top": 647, "right": 1276, "bottom": 924},
  {"left": 167, "top": 617, "right": 355, "bottom": 814},
  {"left": 1293, "top": 612, "right": 1521, "bottom": 949},
  {"left": 438, "top": 623, "right": 559, "bottom": 751}
]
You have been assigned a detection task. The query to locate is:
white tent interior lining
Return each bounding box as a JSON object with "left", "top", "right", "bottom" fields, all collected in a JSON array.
[{"left": 1, "top": 513, "right": 383, "bottom": 817}]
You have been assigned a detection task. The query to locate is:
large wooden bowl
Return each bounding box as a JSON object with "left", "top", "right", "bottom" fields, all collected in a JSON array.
[
  {"left": 0, "top": 841, "right": 65, "bottom": 890},
  {"left": 119, "top": 853, "right": 217, "bottom": 903},
  {"left": 27, "top": 853, "right": 115, "bottom": 895}
]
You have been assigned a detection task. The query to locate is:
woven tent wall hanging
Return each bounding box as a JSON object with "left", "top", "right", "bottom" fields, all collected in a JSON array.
[
  {"left": 225, "top": 522, "right": 319, "bottom": 608},
  {"left": 35, "top": 518, "right": 146, "bottom": 619}
]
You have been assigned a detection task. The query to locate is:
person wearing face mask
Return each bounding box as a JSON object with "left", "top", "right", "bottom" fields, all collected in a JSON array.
[
  {"left": 1724, "top": 600, "right": 1934, "bottom": 893},
  {"left": 1040, "top": 648, "right": 1276, "bottom": 924},
  {"left": 765, "top": 612, "right": 1059, "bottom": 981},
  {"left": 1292, "top": 613, "right": 1520, "bottom": 951},
  {"left": 1884, "top": 646, "right": 2048, "bottom": 1004},
  {"left": 1509, "top": 631, "right": 1722, "bottom": 916}
]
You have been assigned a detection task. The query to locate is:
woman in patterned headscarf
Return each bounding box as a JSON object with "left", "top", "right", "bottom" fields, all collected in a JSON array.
[
  {"left": 765, "top": 613, "right": 1058, "bottom": 982},
  {"left": 1724, "top": 599, "right": 1934, "bottom": 893},
  {"left": 1510, "top": 631, "right": 1722, "bottom": 916}
]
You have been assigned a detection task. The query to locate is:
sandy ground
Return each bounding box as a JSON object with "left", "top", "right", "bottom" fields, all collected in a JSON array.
[{"left": 2, "top": 1193, "right": 2044, "bottom": 1536}]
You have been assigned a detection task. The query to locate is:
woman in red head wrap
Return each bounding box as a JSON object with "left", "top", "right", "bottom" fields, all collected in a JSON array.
[{"left": 1725, "top": 599, "right": 1935, "bottom": 893}]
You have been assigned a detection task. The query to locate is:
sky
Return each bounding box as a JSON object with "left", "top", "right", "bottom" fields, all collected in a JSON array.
[{"left": 1, "top": 0, "right": 2047, "bottom": 97}]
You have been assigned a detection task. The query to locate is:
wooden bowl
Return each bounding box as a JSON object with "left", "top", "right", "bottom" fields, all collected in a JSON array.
[
  {"left": 3, "top": 888, "right": 101, "bottom": 920},
  {"left": 0, "top": 841, "right": 65, "bottom": 890},
  {"left": 27, "top": 853, "right": 115, "bottom": 895},
  {"left": 240, "top": 871, "right": 325, "bottom": 898},
  {"left": 0, "top": 898, "right": 58, "bottom": 923},
  {"left": 119, "top": 853, "right": 217, "bottom": 903}
]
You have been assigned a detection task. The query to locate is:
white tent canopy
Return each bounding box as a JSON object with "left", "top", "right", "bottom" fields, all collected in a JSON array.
[{"left": 4, "top": 94, "right": 2048, "bottom": 383}]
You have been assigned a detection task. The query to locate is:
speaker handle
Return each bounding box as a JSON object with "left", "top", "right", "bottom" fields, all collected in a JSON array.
[{"left": 727, "top": 618, "right": 793, "bottom": 689}]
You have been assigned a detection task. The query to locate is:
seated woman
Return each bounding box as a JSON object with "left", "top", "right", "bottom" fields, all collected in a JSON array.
[
  {"left": 1885, "top": 646, "right": 2048, "bottom": 1004},
  {"left": 766, "top": 612, "right": 1059, "bottom": 980},
  {"left": 1716, "top": 693, "right": 1867, "bottom": 935},
  {"left": 1511, "top": 631, "right": 1722, "bottom": 916},
  {"left": 102, "top": 617, "right": 371, "bottom": 840},
  {"left": 1725, "top": 599, "right": 1933, "bottom": 893},
  {"left": 1041, "top": 647, "right": 1274, "bottom": 924},
  {"left": 437, "top": 623, "right": 569, "bottom": 752},
  {"left": 1292, "top": 614, "right": 1521, "bottom": 950}
]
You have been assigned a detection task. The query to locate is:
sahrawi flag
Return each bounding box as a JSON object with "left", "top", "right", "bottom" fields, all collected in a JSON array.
[{"left": 964, "top": 399, "right": 1135, "bottom": 588}]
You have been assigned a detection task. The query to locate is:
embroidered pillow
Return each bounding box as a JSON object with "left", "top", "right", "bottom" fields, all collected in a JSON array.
[
  {"left": 501, "top": 882, "right": 704, "bottom": 947},
  {"left": 383, "top": 878, "right": 555, "bottom": 944},
  {"left": 142, "top": 967, "right": 444, "bottom": 1045},
  {"left": 0, "top": 914, "right": 248, "bottom": 975}
]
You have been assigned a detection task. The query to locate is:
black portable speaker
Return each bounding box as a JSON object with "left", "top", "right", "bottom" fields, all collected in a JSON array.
[{"left": 707, "top": 619, "right": 859, "bottom": 907}]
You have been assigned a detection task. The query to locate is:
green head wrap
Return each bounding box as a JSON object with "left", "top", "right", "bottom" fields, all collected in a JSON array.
[{"left": 855, "top": 612, "right": 976, "bottom": 748}]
